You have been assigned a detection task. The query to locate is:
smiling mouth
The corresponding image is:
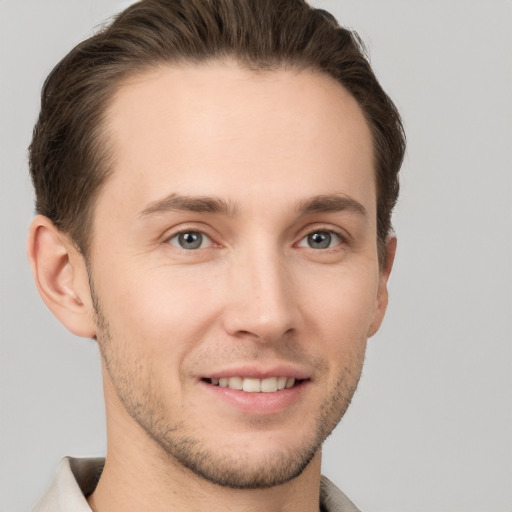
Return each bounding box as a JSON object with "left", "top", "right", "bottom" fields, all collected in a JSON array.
[{"left": 202, "top": 376, "right": 304, "bottom": 393}]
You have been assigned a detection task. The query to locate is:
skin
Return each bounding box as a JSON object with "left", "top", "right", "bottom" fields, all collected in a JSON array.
[{"left": 27, "top": 61, "right": 395, "bottom": 512}]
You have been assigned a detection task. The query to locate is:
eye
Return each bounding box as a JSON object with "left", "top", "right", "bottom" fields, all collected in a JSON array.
[
  {"left": 168, "top": 231, "right": 212, "bottom": 250},
  {"left": 298, "top": 230, "right": 342, "bottom": 250}
]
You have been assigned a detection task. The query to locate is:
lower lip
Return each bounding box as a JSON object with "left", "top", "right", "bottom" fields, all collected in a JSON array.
[{"left": 200, "top": 380, "right": 308, "bottom": 415}]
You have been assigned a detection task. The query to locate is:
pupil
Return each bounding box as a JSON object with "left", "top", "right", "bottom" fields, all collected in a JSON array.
[
  {"left": 308, "top": 232, "right": 331, "bottom": 249},
  {"left": 179, "top": 232, "right": 202, "bottom": 249}
]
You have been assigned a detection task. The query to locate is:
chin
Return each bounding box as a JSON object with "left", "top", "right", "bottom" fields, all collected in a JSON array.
[{"left": 157, "top": 430, "right": 323, "bottom": 489}]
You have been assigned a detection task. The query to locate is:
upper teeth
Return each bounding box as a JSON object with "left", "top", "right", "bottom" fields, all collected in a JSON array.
[{"left": 210, "top": 376, "right": 295, "bottom": 392}]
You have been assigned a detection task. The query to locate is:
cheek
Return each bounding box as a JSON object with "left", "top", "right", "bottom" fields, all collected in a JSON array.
[
  {"left": 304, "top": 270, "right": 375, "bottom": 394},
  {"left": 97, "top": 263, "right": 224, "bottom": 354},
  {"left": 94, "top": 248, "right": 379, "bottom": 362},
  {"left": 298, "top": 263, "right": 379, "bottom": 348}
]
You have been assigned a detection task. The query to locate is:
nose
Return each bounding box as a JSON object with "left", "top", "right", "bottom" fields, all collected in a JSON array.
[{"left": 222, "top": 244, "right": 299, "bottom": 343}]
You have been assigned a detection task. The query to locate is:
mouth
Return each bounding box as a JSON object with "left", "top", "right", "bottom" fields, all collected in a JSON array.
[
  {"left": 200, "top": 370, "right": 310, "bottom": 414},
  {"left": 202, "top": 376, "right": 305, "bottom": 393}
]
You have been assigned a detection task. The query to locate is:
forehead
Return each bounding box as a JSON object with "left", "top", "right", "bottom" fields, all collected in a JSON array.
[{"left": 100, "top": 61, "right": 375, "bottom": 218}]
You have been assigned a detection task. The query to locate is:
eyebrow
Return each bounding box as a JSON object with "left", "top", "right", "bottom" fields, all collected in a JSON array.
[
  {"left": 296, "top": 194, "right": 367, "bottom": 218},
  {"left": 139, "top": 193, "right": 239, "bottom": 218},
  {"left": 139, "top": 192, "right": 366, "bottom": 219}
]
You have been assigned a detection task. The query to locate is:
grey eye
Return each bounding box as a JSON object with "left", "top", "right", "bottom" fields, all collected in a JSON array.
[
  {"left": 169, "top": 231, "right": 211, "bottom": 250},
  {"left": 298, "top": 230, "right": 341, "bottom": 249}
]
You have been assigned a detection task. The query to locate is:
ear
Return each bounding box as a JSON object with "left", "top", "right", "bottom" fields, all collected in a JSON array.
[
  {"left": 27, "top": 215, "right": 97, "bottom": 338},
  {"left": 368, "top": 236, "right": 397, "bottom": 337}
]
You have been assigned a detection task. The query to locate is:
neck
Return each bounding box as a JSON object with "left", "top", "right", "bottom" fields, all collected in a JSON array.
[{"left": 88, "top": 435, "right": 323, "bottom": 512}]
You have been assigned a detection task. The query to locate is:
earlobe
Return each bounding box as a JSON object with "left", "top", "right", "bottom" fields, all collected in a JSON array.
[
  {"left": 368, "top": 236, "right": 397, "bottom": 337},
  {"left": 27, "top": 215, "right": 97, "bottom": 338}
]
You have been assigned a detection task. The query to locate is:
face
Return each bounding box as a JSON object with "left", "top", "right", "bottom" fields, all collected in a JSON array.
[{"left": 87, "top": 62, "right": 390, "bottom": 488}]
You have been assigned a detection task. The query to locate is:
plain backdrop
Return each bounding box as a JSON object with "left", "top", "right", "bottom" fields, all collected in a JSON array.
[{"left": 1, "top": 1, "right": 511, "bottom": 511}]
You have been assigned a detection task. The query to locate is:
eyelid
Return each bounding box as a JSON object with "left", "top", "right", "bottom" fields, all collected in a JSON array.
[
  {"left": 167, "top": 230, "right": 213, "bottom": 249},
  {"left": 295, "top": 224, "right": 351, "bottom": 247},
  {"left": 162, "top": 223, "right": 220, "bottom": 247},
  {"left": 297, "top": 231, "right": 340, "bottom": 250}
]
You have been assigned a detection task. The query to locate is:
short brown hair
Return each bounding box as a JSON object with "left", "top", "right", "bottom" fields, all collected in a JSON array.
[{"left": 29, "top": 0, "right": 405, "bottom": 265}]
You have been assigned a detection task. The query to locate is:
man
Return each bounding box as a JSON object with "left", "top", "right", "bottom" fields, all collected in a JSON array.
[{"left": 27, "top": 0, "right": 405, "bottom": 510}]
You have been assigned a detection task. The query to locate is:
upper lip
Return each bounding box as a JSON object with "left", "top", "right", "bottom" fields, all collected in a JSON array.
[{"left": 201, "top": 364, "right": 310, "bottom": 381}]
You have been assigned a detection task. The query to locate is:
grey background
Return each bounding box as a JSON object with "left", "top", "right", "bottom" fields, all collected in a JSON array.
[{"left": 1, "top": 1, "right": 511, "bottom": 511}]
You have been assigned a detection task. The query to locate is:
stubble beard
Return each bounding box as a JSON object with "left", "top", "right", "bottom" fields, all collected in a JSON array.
[{"left": 90, "top": 282, "right": 364, "bottom": 489}]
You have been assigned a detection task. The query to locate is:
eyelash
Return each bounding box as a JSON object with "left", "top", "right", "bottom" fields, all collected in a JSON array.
[
  {"left": 296, "top": 228, "right": 347, "bottom": 250},
  {"left": 164, "top": 226, "right": 350, "bottom": 251},
  {"left": 166, "top": 230, "right": 214, "bottom": 250}
]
